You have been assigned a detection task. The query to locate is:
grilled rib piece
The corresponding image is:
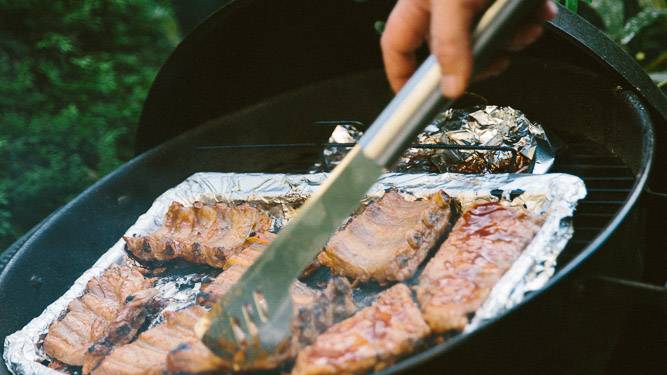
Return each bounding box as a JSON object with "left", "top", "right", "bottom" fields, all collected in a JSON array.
[
  {"left": 124, "top": 201, "right": 271, "bottom": 268},
  {"left": 292, "top": 277, "right": 357, "bottom": 348},
  {"left": 167, "top": 278, "right": 355, "bottom": 373},
  {"left": 94, "top": 235, "right": 356, "bottom": 375},
  {"left": 93, "top": 235, "right": 272, "bottom": 375},
  {"left": 292, "top": 283, "right": 430, "bottom": 375},
  {"left": 93, "top": 281, "right": 354, "bottom": 375},
  {"left": 43, "top": 264, "right": 154, "bottom": 366},
  {"left": 417, "top": 202, "right": 542, "bottom": 333},
  {"left": 318, "top": 190, "right": 454, "bottom": 283},
  {"left": 83, "top": 288, "right": 163, "bottom": 374},
  {"left": 196, "top": 234, "right": 273, "bottom": 306},
  {"left": 91, "top": 305, "right": 206, "bottom": 375}
]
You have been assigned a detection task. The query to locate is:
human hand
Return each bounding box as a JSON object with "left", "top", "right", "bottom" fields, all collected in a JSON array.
[{"left": 381, "top": 0, "right": 558, "bottom": 98}]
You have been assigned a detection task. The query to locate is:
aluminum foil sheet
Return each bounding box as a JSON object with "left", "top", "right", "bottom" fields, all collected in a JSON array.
[
  {"left": 315, "top": 105, "right": 554, "bottom": 174},
  {"left": 5, "top": 172, "right": 585, "bottom": 375}
]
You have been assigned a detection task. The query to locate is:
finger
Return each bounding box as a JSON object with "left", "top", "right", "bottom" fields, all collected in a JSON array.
[
  {"left": 430, "top": 0, "right": 487, "bottom": 99},
  {"left": 474, "top": 55, "right": 511, "bottom": 82},
  {"left": 542, "top": 0, "right": 559, "bottom": 21},
  {"left": 505, "top": 2, "right": 558, "bottom": 52},
  {"left": 506, "top": 23, "right": 544, "bottom": 52},
  {"left": 380, "top": 0, "right": 430, "bottom": 92}
]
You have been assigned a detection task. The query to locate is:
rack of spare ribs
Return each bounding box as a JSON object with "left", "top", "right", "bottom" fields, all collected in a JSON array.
[{"left": 38, "top": 175, "right": 551, "bottom": 375}]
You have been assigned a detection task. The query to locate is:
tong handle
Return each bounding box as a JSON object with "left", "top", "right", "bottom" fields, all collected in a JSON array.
[{"left": 359, "top": 0, "right": 544, "bottom": 168}]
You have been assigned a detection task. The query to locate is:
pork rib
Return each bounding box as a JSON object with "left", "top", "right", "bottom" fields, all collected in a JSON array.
[
  {"left": 92, "top": 235, "right": 273, "bottom": 375},
  {"left": 94, "top": 235, "right": 356, "bottom": 374},
  {"left": 417, "top": 202, "right": 542, "bottom": 333},
  {"left": 318, "top": 190, "right": 454, "bottom": 283},
  {"left": 292, "top": 283, "right": 430, "bottom": 375},
  {"left": 195, "top": 234, "right": 273, "bottom": 306},
  {"left": 166, "top": 278, "right": 354, "bottom": 373},
  {"left": 82, "top": 288, "right": 162, "bottom": 374},
  {"left": 93, "top": 280, "right": 354, "bottom": 375},
  {"left": 91, "top": 305, "right": 205, "bottom": 375},
  {"left": 43, "top": 264, "right": 154, "bottom": 366},
  {"left": 124, "top": 201, "right": 271, "bottom": 268}
]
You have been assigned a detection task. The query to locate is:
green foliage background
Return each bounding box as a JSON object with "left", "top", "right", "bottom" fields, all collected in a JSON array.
[
  {"left": 0, "top": 0, "right": 178, "bottom": 249},
  {"left": 565, "top": 0, "right": 667, "bottom": 85},
  {"left": 0, "top": 0, "right": 664, "bottom": 251}
]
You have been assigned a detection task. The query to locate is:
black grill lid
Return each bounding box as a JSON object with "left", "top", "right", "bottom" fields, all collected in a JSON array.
[{"left": 136, "top": 0, "right": 666, "bottom": 154}]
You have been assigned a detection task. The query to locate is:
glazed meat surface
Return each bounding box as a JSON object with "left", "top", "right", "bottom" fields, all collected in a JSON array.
[
  {"left": 92, "top": 305, "right": 205, "bottom": 375},
  {"left": 94, "top": 281, "right": 354, "bottom": 375},
  {"left": 124, "top": 201, "right": 271, "bottom": 268},
  {"left": 43, "top": 265, "right": 154, "bottom": 366},
  {"left": 416, "top": 202, "right": 542, "bottom": 333},
  {"left": 292, "top": 283, "right": 430, "bottom": 375},
  {"left": 168, "top": 278, "right": 356, "bottom": 373},
  {"left": 292, "top": 277, "right": 357, "bottom": 348},
  {"left": 92, "top": 235, "right": 272, "bottom": 375},
  {"left": 83, "top": 288, "right": 162, "bottom": 374},
  {"left": 94, "top": 234, "right": 355, "bottom": 375},
  {"left": 196, "top": 233, "right": 274, "bottom": 306},
  {"left": 319, "top": 190, "right": 454, "bottom": 283}
]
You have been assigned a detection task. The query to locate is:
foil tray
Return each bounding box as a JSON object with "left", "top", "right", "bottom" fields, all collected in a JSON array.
[
  {"left": 4, "top": 172, "right": 586, "bottom": 375},
  {"left": 315, "top": 105, "right": 555, "bottom": 174}
]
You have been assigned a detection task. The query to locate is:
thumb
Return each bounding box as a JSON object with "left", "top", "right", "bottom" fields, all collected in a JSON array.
[{"left": 430, "top": 0, "right": 487, "bottom": 98}]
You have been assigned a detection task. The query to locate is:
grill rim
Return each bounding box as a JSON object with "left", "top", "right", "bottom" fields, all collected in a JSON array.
[
  {"left": 0, "top": 80, "right": 653, "bottom": 374},
  {"left": 1, "top": 3, "right": 662, "bottom": 370}
]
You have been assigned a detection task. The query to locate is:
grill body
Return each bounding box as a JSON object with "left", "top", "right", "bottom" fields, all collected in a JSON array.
[
  {"left": 0, "top": 70, "right": 655, "bottom": 374},
  {"left": 1, "top": 1, "right": 664, "bottom": 374}
]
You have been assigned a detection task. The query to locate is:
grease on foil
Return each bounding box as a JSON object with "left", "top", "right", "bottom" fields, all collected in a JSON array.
[
  {"left": 4, "top": 172, "right": 585, "bottom": 375},
  {"left": 315, "top": 105, "right": 554, "bottom": 174}
]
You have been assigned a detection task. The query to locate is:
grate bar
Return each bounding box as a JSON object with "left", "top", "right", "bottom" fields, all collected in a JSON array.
[
  {"left": 575, "top": 212, "right": 617, "bottom": 217},
  {"left": 312, "top": 120, "right": 366, "bottom": 127},
  {"left": 197, "top": 123, "right": 637, "bottom": 275},
  {"left": 582, "top": 176, "right": 634, "bottom": 181},
  {"left": 557, "top": 164, "right": 631, "bottom": 169},
  {"left": 196, "top": 143, "right": 519, "bottom": 154},
  {"left": 579, "top": 200, "right": 625, "bottom": 205},
  {"left": 587, "top": 188, "right": 632, "bottom": 193},
  {"left": 576, "top": 226, "right": 607, "bottom": 231}
]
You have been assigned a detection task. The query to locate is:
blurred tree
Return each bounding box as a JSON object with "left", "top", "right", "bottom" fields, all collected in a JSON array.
[
  {"left": 0, "top": 0, "right": 179, "bottom": 249},
  {"left": 563, "top": 0, "right": 667, "bottom": 87}
]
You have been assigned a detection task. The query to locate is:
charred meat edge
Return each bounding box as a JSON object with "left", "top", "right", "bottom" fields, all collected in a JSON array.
[
  {"left": 292, "top": 283, "right": 430, "bottom": 375},
  {"left": 83, "top": 288, "right": 163, "bottom": 374},
  {"left": 93, "top": 235, "right": 356, "bottom": 374},
  {"left": 42, "top": 264, "right": 154, "bottom": 367},
  {"left": 124, "top": 201, "right": 271, "bottom": 268}
]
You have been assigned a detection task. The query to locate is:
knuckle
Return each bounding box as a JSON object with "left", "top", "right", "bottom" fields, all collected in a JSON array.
[
  {"left": 432, "top": 41, "right": 462, "bottom": 65},
  {"left": 380, "top": 32, "right": 392, "bottom": 51}
]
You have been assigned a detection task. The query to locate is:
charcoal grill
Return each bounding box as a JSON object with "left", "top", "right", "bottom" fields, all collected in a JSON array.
[{"left": 1, "top": 1, "right": 666, "bottom": 374}]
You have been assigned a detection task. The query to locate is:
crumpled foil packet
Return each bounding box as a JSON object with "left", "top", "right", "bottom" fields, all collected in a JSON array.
[
  {"left": 4, "top": 172, "right": 585, "bottom": 375},
  {"left": 315, "top": 105, "right": 554, "bottom": 174}
]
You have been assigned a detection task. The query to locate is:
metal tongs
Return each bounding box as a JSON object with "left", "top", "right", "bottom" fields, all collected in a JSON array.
[{"left": 197, "top": 0, "right": 545, "bottom": 368}]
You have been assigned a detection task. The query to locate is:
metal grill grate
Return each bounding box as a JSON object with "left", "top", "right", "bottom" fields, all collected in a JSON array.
[
  {"left": 549, "top": 132, "right": 635, "bottom": 268},
  {"left": 196, "top": 123, "right": 636, "bottom": 271},
  {"left": 196, "top": 120, "right": 522, "bottom": 171}
]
